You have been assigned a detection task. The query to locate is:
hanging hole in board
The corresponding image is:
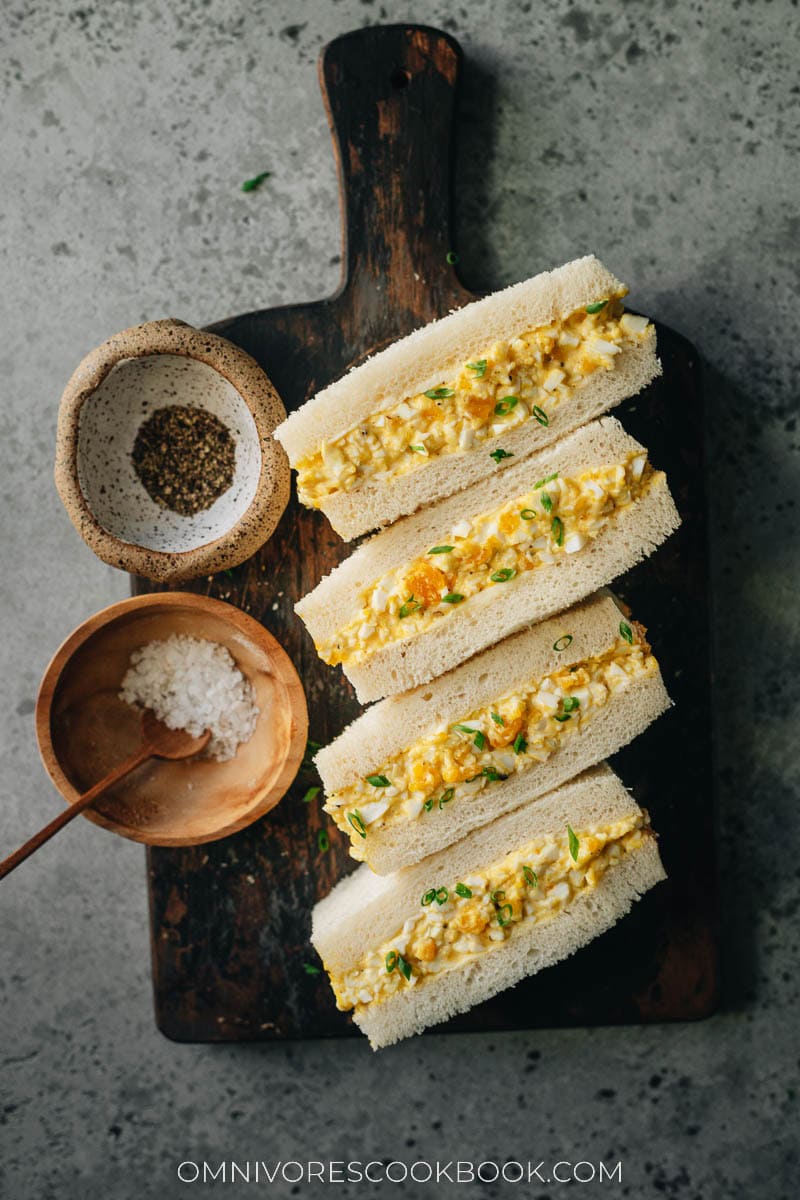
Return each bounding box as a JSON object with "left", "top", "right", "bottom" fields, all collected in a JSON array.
[{"left": 390, "top": 68, "right": 411, "bottom": 90}]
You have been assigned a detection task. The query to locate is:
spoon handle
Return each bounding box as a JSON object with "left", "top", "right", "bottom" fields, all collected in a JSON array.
[{"left": 0, "top": 746, "right": 151, "bottom": 881}]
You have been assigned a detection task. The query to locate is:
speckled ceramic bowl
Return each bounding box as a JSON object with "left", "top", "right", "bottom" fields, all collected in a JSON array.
[{"left": 55, "top": 319, "right": 291, "bottom": 582}]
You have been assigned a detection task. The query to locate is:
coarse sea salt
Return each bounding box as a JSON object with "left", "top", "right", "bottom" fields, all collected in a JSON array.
[{"left": 119, "top": 634, "right": 259, "bottom": 762}]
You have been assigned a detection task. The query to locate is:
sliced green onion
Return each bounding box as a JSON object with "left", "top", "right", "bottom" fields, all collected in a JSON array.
[
  {"left": 494, "top": 396, "right": 519, "bottom": 415},
  {"left": 490, "top": 448, "right": 514, "bottom": 463},
  {"left": 534, "top": 473, "right": 559, "bottom": 489},
  {"left": 442, "top": 592, "right": 465, "bottom": 604},
  {"left": 424, "top": 386, "right": 455, "bottom": 399},
  {"left": 409, "top": 444, "right": 428, "bottom": 454},
  {"left": 467, "top": 359, "right": 487, "bottom": 377},
  {"left": 446, "top": 250, "right": 459, "bottom": 265},
  {"left": 435, "top": 887, "right": 449, "bottom": 905},
  {"left": 472, "top": 730, "right": 486, "bottom": 751},
  {"left": 551, "top": 516, "right": 564, "bottom": 546},
  {"left": 455, "top": 882, "right": 472, "bottom": 899},
  {"left": 423, "top": 798, "right": 435, "bottom": 812},
  {"left": 421, "top": 888, "right": 437, "bottom": 906},
  {"left": 554, "top": 713, "right": 571, "bottom": 723},
  {"left": 568, "top": 825, "right": 580, "bottom": 861},
  {"left": 397, "top": 955, "right": 412, "bottom": 981},
  {"left": 562, "top": 696, "right": 580, "bottom": 712},
  {"left": 541, "top": 492, "right": 553, "bottom": 514},
  {"left": 241, "top": 171, "right": 271, "bottom": 192},
  {"left": 553, "top": 634, "right": 573, "bottom": 652},
  {"left": 303, "top": 962, "right": 321, "bottom": 975},
  {"left": 490, "top": 568, "right": 516, "bottom": 583},
  {"left": 491, "top": 712, "right": 505, "bottom": 727},
  {"left": 317, "top": 829, "right": 330, "bottom": 852},
  {"left": 520, "top": 508, "right": 537, "bottom": 520},
  {"left": 586, "top": 299, "right": 608, "bottom": 314},
  {"left": 347, "top": 810, "right": 367, "bottom": 839},
  {"left": 523, "top": 866, "right": 538, "bottom": 888},
  {"left": 438, "top": 787, "right": 455, "bottom": 809},
  {"left": 428, "top": 545, "right": 453, "bottom": 555},
  {"left": 399, "top": 596, "right": 422, "bottom": 618},
  {"left": 496, "top": 903, "right": 514, "bottom": 926},
  {"left": 366, "top": 774, "right": 391, "bottom": 788},
  {"left": 491, "top": 890, "right": 506, "bottom": 904},
  {"left": 302, "top": 786, "right": 321, "bottom": 803},
  {"left": 619, "top": 620, "right": 634, "bottom": 644},
  {"left": 452, "top": 723, "right": 477, "bottom": 735},
  {"left": 513, "top": 732, "right": 528, "bottom": 754},
  {"left": 385, "top": 950, "right": 399, "bottom": 973},
  {"left": 481, "top": 766, "right": 508, "bottom": 782},
  {"left": 532, "top": 405, "right": 549, "bottom": 426}
]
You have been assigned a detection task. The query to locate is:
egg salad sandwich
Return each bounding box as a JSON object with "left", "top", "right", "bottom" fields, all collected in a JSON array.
[
  {"left": 274, "top": 255, "right": 660, "bottom": 540},
  {"left": 315, "top": 592, "right": 669, "bottom": 874},
  {"left": 296, "top": 417, "right": 679, "bottom": 703},
  {"left": 312, "top": 763, "right": 665, "bottom": 1049}
]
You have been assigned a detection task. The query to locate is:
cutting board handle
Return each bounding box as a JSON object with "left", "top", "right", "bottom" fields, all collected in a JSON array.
[{"left": 319, "top": 25, "right": 469, "bottom": 311}]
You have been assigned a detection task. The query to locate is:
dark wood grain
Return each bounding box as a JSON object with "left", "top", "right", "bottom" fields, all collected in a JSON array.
[{"left": 134, "top": 24, "right": 717, "bottom": 1041}]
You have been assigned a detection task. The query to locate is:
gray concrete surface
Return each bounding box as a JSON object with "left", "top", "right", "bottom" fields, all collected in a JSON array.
[{"left": 1, "top": 1, "right": 798, "bottom": 1197}]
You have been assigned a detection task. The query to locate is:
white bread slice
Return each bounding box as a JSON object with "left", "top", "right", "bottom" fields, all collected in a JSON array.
[
  {"left": 311, "top": 765, "right": 666, "bottom": 1048},
  {"left": 316, "top": 595, "right": 670, "bottom": 873},
  {"left": 296, "top": 417, "right": 680, "bottom": 703},
  {"left": 275, "top": 256, "right": 661, "bottom": 540}
]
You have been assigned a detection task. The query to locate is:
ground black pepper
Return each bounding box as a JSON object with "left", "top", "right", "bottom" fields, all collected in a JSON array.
[{"left": 131, "top": 405, "right": 236, "bottom": 516}]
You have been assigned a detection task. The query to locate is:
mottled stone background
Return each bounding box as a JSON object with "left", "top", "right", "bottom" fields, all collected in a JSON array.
[{"left": 1, "top": 1, "right": 797, "bottom": 1197}]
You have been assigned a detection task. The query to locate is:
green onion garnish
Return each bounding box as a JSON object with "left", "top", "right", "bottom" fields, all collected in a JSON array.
[
  {"left": 520, "top": 508, "right": 537, "bottom": 520},
  {"left": 467, "top": 360, "right": 487, "bottom": 377},
  {"left": 366, "top": 774, "right": 391, "bottom": 788},
  {"left": 303, "top": 962, "right": 321, "bottom": 975},
  {"left": 532, "top": 405, "right": 549, "bottom": 426},
  {"left": 496, "top": 903, "right": 514, "bottom": 927},
  {"left": 551, "top": 516, "right": 564, "bottom": 546},
  {"left": 438, "top": 787, "right": 455, "bottom": 809},
  {"left": 513, "top": 732, "right": 528, "bottom": 754},
  {"left": 446, "top": 250, "right": 459, "bottom": 265},
  {"left": 421, "top": 888, "right": 437, "bottom": 906},
  {"left": 491, "top": 890, "right": 506, "bottom": 904},
  {"left": 494, "top": 396, "right": 519, "bottom": 415},
  {"left": 302, "top": 786, "right": 321, "bottom": 803},
  {"left": 435, "top": 887, "right": 449, "bottom": 905},
  {"left": 554, "top": 713, "right": 571, "bottom": 723},
  {"left": 452, "top": 723, "right": 477, "bottom": 735},
  {"left": 472, "top": 730, "right": 486, "bottom": 751},
  {"left": 385, "top": 950, "right": 399, "bottom": 973},
  {"left": 534, "top": 473, "right": 559, "bottom": 489},
  {"left": 480, "top": 766, "right": 508, "bottom": 782},
  {"left": 568, "top": 825, "right": 580, "bottom": 861},
  {"left": 347, "top": 810, "right": 367, "bottom": 839},
  {"left": 491, "top": 712, "right": 505, "bottom": 726},
  {"left": 523, "top": 866, "right": 538, "bottom": 888},
  {"left": 399, "top": 596, "right": 422, "bottom": 618},
  {"left": 553, "top": 634, "right": 573, "bottom": 652},
  {"left": 409, "top": 444, "right": 428, "bottom": 454},
  {"left": 428, "top": 545, "right": 453, "bottom": 555},
  {"left": 619, "top": 620, "right": 634, "bottom": 644},
  {"left": 397, "top": 955, "right": 412, "bottom": 981},
  {"left": 490, "top": 448, "right": 514, "bottom": 463},
  {"left": 442, "top": 593, "right": 465, "bottom": 604},
  {"left": 562, "top": 696, "right": 580, "bottom": 712},
  {"left": 586, "top": 299, "right": 608, "bottom": 314},
  {"left": 490, "top": 568, "right": 516, "bottom": 582},
  {"left": 423, "top": 798, "right": 434, "bottom": 812},
  {"left": 424, "top": 386, "right": 455, "bottom": 399},
  {"left": 241, "top": 171, "right": 271, "bottom": 192},
  {"left": 317, "top": 829, "right": 330, "bottom": 852},
  {"left": 455, "top": 883, "right": 472, "bottom": 898},
  {"left": 541, "top": 492, "right": 553, "bottom": 514}
]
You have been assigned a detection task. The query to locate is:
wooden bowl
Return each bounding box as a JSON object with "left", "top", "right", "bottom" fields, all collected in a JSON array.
[
  {"left": 54, "top": 319, "right": 291, "bottom": 583},
  {"left": 35, "top": 594, "right": 308, "bottom": 847}
]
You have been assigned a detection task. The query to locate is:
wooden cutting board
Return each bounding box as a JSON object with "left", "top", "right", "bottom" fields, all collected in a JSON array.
[{"left": 133, "top": 24, "right": 717, "bottom": 1041}]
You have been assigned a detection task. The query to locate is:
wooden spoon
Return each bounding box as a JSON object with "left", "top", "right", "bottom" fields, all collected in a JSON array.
[{"left": 0, "top": 712, "right": 210, "bottom": 881}]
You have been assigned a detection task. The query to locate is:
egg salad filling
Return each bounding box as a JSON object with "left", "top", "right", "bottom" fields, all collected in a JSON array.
[
  {"left": 325, "top": 623, "right": 655, "bottom": 856},
  {"left": 296, "top": 298, "right": 651, "bottom": 507},
  {"left": 330, "top": 815, "right": 651, "bottom": 1011},
  {"left": 317, "top": 452, "right": 658, "bottom": 668}
]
